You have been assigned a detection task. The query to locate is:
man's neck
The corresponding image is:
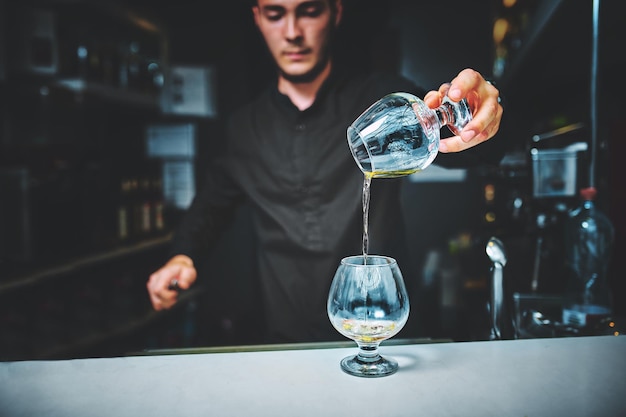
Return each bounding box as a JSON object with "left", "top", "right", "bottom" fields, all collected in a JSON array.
[{"left": 277, "top": 62, "right": 332, "bottom": 111}]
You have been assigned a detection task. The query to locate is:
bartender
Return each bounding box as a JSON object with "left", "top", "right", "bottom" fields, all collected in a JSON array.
[{"left": 146, "top": 0, "right": 504, "bottom": 343}]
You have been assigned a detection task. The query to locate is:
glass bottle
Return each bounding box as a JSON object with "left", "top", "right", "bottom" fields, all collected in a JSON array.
[{"left": 562, "top": 187, "right": 615, "bottom": 330}]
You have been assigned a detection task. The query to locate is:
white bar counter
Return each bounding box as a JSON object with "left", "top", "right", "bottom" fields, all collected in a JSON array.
[{"left": 1, "top": 336, "right": 624, "bottom": 417}]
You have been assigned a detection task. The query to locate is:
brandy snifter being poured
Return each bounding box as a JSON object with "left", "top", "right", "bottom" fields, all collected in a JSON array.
[
  {"left": 327, "top": 255, "right": 410, "bottom": 377},
  {"left": 347, "top": 92, "right": 473, "bottom": 178}
]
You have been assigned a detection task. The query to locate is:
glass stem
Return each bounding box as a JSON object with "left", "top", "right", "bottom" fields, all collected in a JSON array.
[
  {"left": 435, "top": 101, "right": 455, "bottom": 128},
  {"left": 435, "top": 97, "right": 472, "bottom": 136},
  {"left": 356, "top": 343, "right": 381, "bottom": 362}
]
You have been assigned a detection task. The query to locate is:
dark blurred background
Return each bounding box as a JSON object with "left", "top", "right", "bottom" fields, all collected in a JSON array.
[{"left": 1, "top": 0, "right": 624, "bottom": 360}]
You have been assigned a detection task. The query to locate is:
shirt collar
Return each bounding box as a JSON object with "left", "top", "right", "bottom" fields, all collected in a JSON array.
[{"left": 270, "top": 66, "right": 345, "bottom": 116}]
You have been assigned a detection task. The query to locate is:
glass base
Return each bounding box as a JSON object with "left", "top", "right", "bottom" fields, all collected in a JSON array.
[{"left": 340, "top": 354, "right": 398, "bottom": 378}]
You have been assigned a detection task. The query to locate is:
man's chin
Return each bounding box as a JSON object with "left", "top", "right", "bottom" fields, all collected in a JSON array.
[
  {"left": 281, "top": 69, "right": 323, "bottom": 84},
  {"left": 279, "top": 60, "right": 327, "bottom": 84}
]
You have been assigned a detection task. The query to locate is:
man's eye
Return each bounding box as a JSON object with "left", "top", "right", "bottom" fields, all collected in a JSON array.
[
  {"left": 266, "top": 12, "right": 283, "bottom": 21},
  {"left": 300, "top": 6, "right": 323, "bottom": 17},
  {"left": 264, "top": 8, "right": 285, "bottom": 21}
]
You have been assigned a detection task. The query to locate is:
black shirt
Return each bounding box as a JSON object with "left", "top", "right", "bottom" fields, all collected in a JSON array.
[{"left": 171, "top": 66, "right": 503, "bottom": 343}]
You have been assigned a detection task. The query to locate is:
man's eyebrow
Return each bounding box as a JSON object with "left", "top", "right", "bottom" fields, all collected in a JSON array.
[
  {"left": 260, "top": 5, "right": 285, "bottom": 13},
  {"left": 298, "top": 1, "right": 325, "bottom": 9},
  {"left": 259, "top": 1, "right": 325, "bottom": 14}
]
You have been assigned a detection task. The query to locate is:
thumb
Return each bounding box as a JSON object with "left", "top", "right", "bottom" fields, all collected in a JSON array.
[{"left": 172, "top": 264, "right": 197, "bottom": 290}]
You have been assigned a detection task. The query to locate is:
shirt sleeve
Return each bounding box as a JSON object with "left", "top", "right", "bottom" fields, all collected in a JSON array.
[{"left": 168, "top": 154, "right": 245, "bottom": 263}]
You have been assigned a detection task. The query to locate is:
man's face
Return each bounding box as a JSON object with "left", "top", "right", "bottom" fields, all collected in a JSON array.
[{"left": 253, "top": 0, "right": 342, "bottom": 82}]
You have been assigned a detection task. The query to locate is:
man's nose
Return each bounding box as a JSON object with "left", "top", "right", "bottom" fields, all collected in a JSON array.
[{"left": 284, "top": 15, "right": 303, "bottom": 41}]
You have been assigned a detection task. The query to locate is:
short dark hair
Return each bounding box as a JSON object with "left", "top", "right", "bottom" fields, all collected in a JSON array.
[{"left": 250, "top": 0, "right": 339, "bottom": 12}]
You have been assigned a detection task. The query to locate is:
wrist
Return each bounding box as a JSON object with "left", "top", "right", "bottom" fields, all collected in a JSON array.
[{"left": 485, "top": 79, "right": 504, "bottom": 108}]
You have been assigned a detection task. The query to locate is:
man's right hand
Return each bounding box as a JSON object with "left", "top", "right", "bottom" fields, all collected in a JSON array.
[{"left": 146, "top": 255, "right": 197, "bottom": 310}]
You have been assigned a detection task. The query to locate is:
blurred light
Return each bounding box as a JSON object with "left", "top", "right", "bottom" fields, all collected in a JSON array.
[
  {"left": 485, "top": 212, "right": 497, "bottom": 223},
  {"left": 126, "top": 12, "right": 159, "bottom": 33},
  {"left": 493, "top": 18, "right": 510, "bottom": 44},
  {"left": 503, "top": 0, "right": 517, "bottom": 7},
  {"left": 77, "top": 46, "right": 88, "bottom": 59},
  {"left": 484, "top": 184, "right": 496, "bottom": 202},
  {"left": 134, "top": 18, "right": 158, "bottom": 33}
]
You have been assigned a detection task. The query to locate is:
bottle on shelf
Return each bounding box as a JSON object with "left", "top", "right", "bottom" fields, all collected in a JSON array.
[
  {"left": 129, "top": 174, "right": 145, "bottom": 240},
  {"left": 150, "top": 170, "right": 166, "bottom": 235},
  {"left": 562, "top": 187, "right": 615, "bottom": 330},
  {"left": 116, "top": 174, "right": 132, "bottom": 244},
  {"left": 137, "top": 173, "right": 153, "bottom": 238}
]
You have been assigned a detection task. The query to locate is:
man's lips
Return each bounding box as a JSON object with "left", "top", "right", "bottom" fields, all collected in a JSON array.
[{"left": 283, "top": 49, "right": 311, "bottom": 60}]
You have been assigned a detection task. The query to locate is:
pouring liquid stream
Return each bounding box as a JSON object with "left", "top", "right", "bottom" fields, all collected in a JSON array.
[
  {"left": 361, "top": 170, "right": 420, "bottom": 265},
  {"left": 362, "top": 174, "right": 372, "bottom": 264}
]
